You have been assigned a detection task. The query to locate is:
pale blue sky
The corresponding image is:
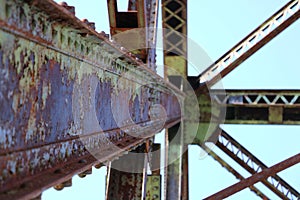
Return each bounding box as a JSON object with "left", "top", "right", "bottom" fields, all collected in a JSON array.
[{"left": 43, "top": 1, "right": 300, "bottom": 199}]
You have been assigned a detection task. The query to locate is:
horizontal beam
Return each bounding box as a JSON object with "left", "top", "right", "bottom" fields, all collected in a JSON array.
[
  {"left": 224, "top": 106, "right": 300, "bottom": 124},
  {"left": 212, "top": 90, "right": 300, "bottom": 106},
  {"left": 204, "top": 153, "right": 300, "bottom": 200},
  {"left": 197, "top": 0, "right": 300, "bottom": 87},
  {"left": 0, "top": 154, "right": 99, "bottom": 200},
  {"left": 217, "top": 129, "right": 300, "bottom": 199},
  {"left": 0, "top": 0, "right": 183, "bottom": 198},
  {"left": 199, "top": 90, "right": 300, "bottom": 124}
]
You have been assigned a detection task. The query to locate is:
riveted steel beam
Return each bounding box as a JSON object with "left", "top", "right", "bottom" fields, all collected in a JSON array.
[
  {"left": 0, "top": 0, "right": 183, "bottom": 199},
  {"left": 199, "top": 90, "right": 300, "bottom": 125},
  {"left": 146, "top": 175, "right": 161, "bottom": 200}
]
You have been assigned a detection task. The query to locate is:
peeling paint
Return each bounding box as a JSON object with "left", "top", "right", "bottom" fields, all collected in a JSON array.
[
  {"left": 7, "top": 160, "right": 17, "bottom": 175},
  {"left": 0, "top": 127, "right": 15, "bottom": 149},
  {"left": 26, "top": 111, "right": 36, "bottom": 143},
  {"left": 41, "top": 81, "right": 51, "bottom": 109},
  {"left": 0, "top": 0, "right": 183, "bottom": 196}
]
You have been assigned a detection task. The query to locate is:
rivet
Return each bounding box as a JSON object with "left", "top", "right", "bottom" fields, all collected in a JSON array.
[{"left": 58, "top": 2, "right": 75, "bottom": 15}]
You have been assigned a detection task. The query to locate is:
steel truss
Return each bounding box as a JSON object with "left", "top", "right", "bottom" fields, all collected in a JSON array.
[
  {"left": 204, "top": 153, "right": 300, "bottom": 200},
  {"left": 200, "top": 143, "right": 270, "bottom": 199},
  {"left": 216, "top": 129, "right": 300, "bottom": 199},
  {"left": 194, "top": 0, "right": 300, "bottom": 199},
  {"left": 162, "top": 0, "right": 189, "bottom": 200},
  {"left": 197, "top": 0, "right": 300, "bottom": 88},
  {"left": 0, "top": 0, "right": 299, "bottom": 199},
  {"left": 211, "top": 90, "right": 300, "bottom": 124}
]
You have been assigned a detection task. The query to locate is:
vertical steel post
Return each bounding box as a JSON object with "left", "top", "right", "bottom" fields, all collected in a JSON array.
[
  {"left": 181, "top": 149, "right": 189, "bottom": 200},
  {"left": 106, "top": 145, "right": 147, "bottom": 200},
  {"left": 165, "top": 124, "right": 183, "bottom": 199},
  {"left": 146, "top": 143, "right": 162, "bottom": 200},
  {"left": 162, "top": 0, "right": 188, "bottom": 199}
]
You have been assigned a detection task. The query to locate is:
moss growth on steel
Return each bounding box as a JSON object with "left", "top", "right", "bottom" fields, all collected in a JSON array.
[
  {"left": 0, "top": 0, "right": 167, "bottom": 90},
  {"left": 0, "top": 0, "right": 178, "bottom": 146}
]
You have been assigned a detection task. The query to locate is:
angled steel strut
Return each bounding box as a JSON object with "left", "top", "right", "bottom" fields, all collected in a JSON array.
[
  {"left": 216, "top": 129, "right": 300, "bottom": 200},
  {"left": 200, "top": 144, "right": 270, "bottom": 199},
  {"left": 204, "top": 153, "right": 300, "bottom": 200},
  {"left": 197, "top": 0, "right": 300, "bottom": 88}
]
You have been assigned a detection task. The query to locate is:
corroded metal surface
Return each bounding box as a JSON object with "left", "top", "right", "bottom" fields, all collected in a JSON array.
[
  {"left": 145, "top": 175, "right": 161, "bottom": 200},
  {"left": 162, "top": 0, "right": 188, "bottom": 199},
  {"left": 165, "top": 123, "right": 183, "bottom": 200},
  {"left": 198, "top": 90, "right": 300, "bottom": 125},
  {"left": 162, "top": 0, "right": 187, "bottom": 77},
  {"left": 0, "top": 0, "right": 183, "bottom": 198},
  {"left": 181, "top": 148, "right": 189, "bottom": 200},
  {"left": 106, "top": 167, "right": 146, "bottom": 200},
  {"left": 106, "top": 145, "right": 147, "bottom": 200}
]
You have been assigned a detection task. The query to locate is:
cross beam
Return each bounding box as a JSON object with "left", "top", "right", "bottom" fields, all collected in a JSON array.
[
  {"left": 199, "top": 90, "right": 300, "bottom": 125},
  {"left": 217, "top": 129, "right": 300, "bottom": 199},
  {"left": 199, "top": 144, "right": 270, "bottom": 199},
  {"left": 204, "top": 153, "right": 300, "bottom": 200}
]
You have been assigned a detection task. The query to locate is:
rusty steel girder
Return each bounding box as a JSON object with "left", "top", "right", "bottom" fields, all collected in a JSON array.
[
  {"left": 0, "top": 0, "right": 184, "bottom": 199},
  {"left": 198, "top": 89, "right": 300, "bottom": 125}
]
